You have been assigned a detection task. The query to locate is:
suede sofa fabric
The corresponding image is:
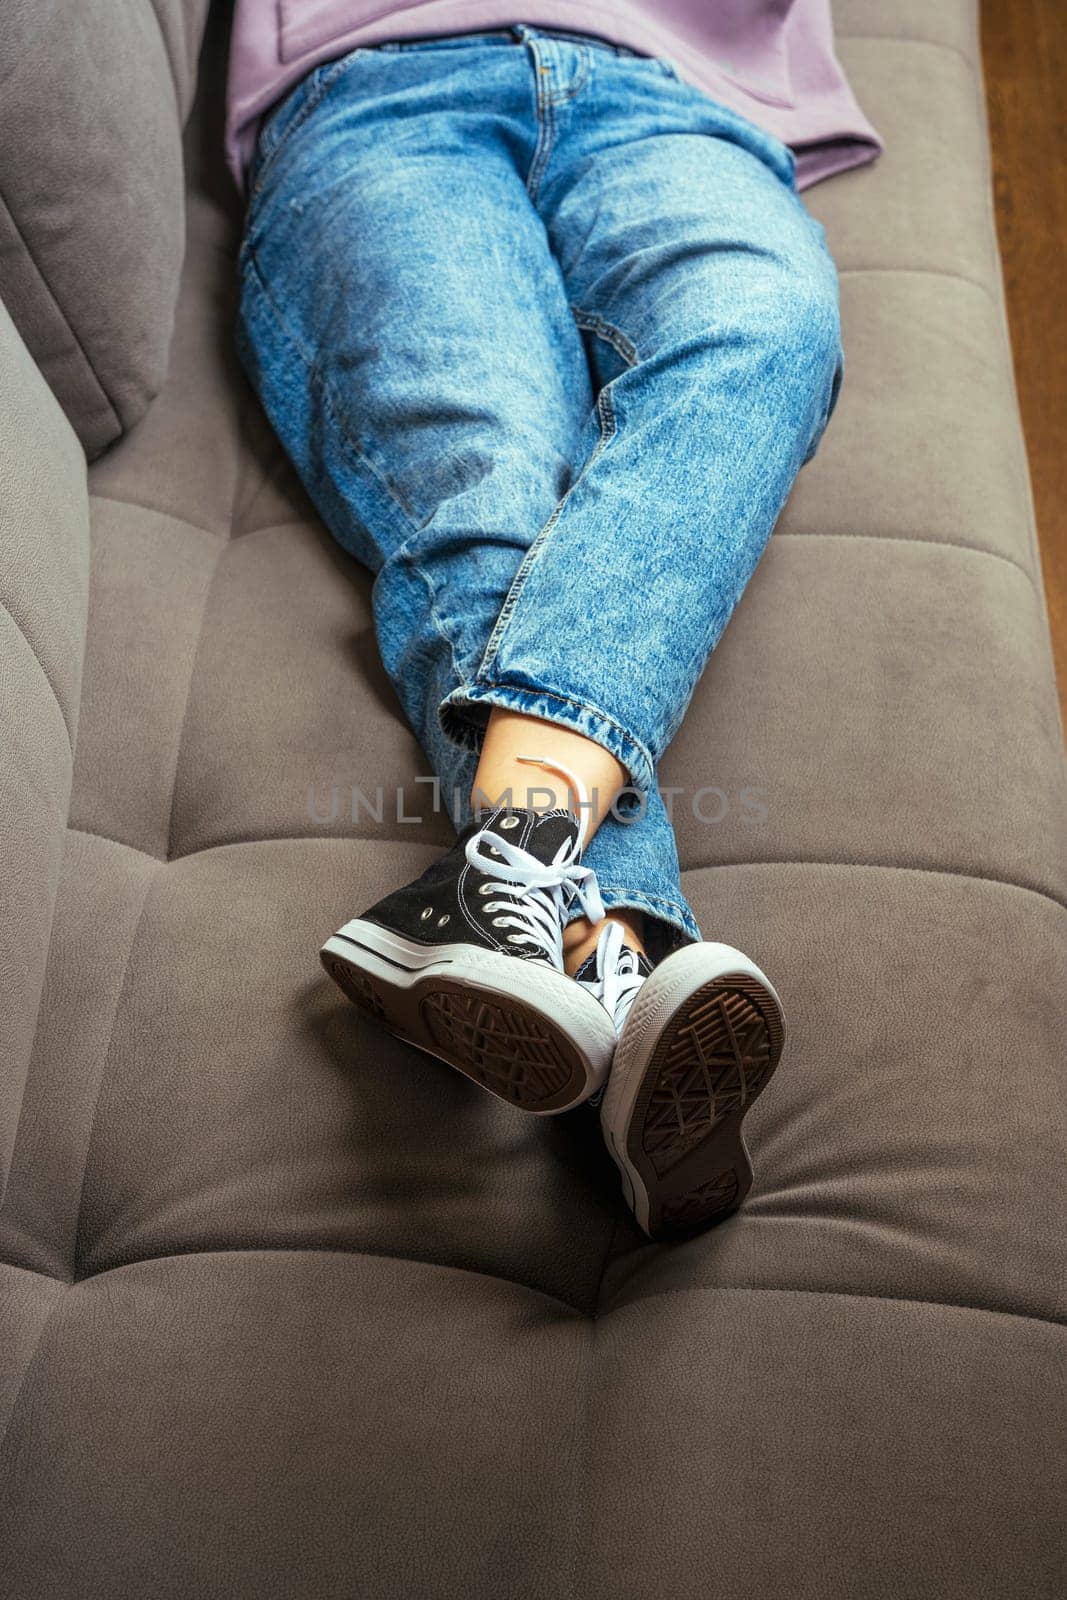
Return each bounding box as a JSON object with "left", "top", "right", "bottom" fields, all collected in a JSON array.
[
  {"left": 0, "top": 298, "right": 88, "bottom": 1212},
  {"left": 1, "top": 1, "right": 1066, "bottom": 1596},
  {"left": 0, "top": 0, "right": 210, "bottom": 458}
]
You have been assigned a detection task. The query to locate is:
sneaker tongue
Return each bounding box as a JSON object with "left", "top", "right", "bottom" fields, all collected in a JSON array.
[
  {"left": 522, "top": 806, "right": 582, "bottom": 862},
  {"left": 463, "top": 802, "right": 580, "bottom": 861}
]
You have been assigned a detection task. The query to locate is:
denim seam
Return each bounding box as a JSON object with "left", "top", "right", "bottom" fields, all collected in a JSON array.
[
  {"left": 569, "top": 306, "right": 639, "bottom": 368},
  {"left": 376, "top": 34, "right": 515, "bottom": 53},
  {"left": 240, "top": 242, "right": 330, "bottom": 398},
  {"left": 477, "top": 383, "right": 618, "bottom": 679},
  {"left": 76, "top": 821, "right": 1067, "bottom": 924},
  {"left": 0, "top": 1284, "right": 68, "bottom": 1456},
  {"left": 548, "top": 47, "right": 591, "bottom": 103},
  {"left": 314, "top": 378, "right": 424, "bottom": 530},
  {"left": 241, "top": 242, "right": 424, "bottom": 539},
  {"left": 565, "top": 887, "right": 701, "bottom": 940},
  {"left": 586, "top": 887, "right": 696, "bottom": 916},
  {"left": 402, "top": 545, "right": 471, "bottom": 703},
  {"left": 242, "top": 245, "right": 469, "bottom": 707},
  {"left": 446, "top": 679, "right": 656, "bottom": 798},
  {"left": 477, "top": 681, "right": 650, "bottom": 767},
  {"left": 250, "top": 50, "right": 365, "bottom": 198},
  {"left": 525, "top": 40, "right": 556, "bottom": 200}
]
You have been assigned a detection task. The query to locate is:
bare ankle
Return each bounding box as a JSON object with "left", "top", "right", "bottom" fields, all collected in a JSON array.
[{"left": 563, "top": 910, "right": 645, "bottom": 976}]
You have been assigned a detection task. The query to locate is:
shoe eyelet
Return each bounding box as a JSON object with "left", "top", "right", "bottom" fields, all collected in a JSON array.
[
  {"left": 492, "top": 917, "right": 509, "bottom": 927},
  {"left": 477, "top": 882, "right": 494, "bottom": 895},
  {"left": 437, "top": 913, "right": 450, "bottom": 927},
  {"left": 506, "top": 934, "right": 529, "bottom": 946},
  {"left": 420, "top": 907, "right": 433, "bottom": 920},
  {"left": 499, "top": 815, "right": 520, "bottom": 829}
]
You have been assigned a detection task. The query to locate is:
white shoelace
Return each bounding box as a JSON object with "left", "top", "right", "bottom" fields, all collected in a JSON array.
[
  {"left": 464, "top": 754, "right": 605, "bottom": 970},
  {"left": 582, "top": 918, "right": 646, "bottom": 1032}
]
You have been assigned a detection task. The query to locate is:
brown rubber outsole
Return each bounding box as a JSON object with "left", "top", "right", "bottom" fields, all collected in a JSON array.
[
  {"left": 321, "top": 951, "right": 592, "bottom": 1113},
  {"left": 622, "top": 972, "right": 784, "bottom": 1239}
]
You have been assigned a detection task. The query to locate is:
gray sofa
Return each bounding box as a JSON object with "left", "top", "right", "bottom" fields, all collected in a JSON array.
[{"left": 2, "top": 2, "right": 1065, "bottom": 1595}]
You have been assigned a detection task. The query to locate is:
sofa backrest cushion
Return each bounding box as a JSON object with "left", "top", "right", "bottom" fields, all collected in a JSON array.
[{"left": 0, "top": 0, "right": 211, "bottom": 460}]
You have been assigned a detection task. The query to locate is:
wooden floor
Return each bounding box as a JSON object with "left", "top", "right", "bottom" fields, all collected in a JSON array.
[{"left": 981, "top": 0, "right": 1067, "bottom": 736}]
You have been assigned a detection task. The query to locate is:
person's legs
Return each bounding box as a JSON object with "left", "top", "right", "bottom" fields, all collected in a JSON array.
[
  {"left": 443, "top": 26, "right": 839, "bottom": 1233},
  {"left": 236, "top": 30, "right": 837, "bottom": 1200},
  {"left": 236, "top": 34, "right": 634, "bottom": 1108},
  {"left": 236, "top": 35, "right": 589, "bottom": 758},
  {"left": 236, "top": 30, "right": 720, "bottom": 979},
  {"left": 439, "top": 27, "right": 845, "bottom": 970}
]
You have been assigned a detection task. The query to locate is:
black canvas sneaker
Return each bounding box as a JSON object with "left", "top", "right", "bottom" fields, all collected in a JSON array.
[
  {"left": 582, "top": 924, "right": 786, "bottom": 1239},
  {"left": 320, "top": 761, "right": 617, "bottom": 1114}
]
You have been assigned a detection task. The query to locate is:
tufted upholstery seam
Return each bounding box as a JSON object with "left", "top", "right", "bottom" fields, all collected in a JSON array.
[
  {"left": 0, "top": 1281, "right": 67, "bottom": 1458},
  {"left": 0, "top": 598, "right": 74, "bottom": 759},
  {"left": 89, "top": 492, "right": 224, "bottom": 542},
  {"left": 69, "top": 825, "right": 165, "bottom": 864},
  {"left": 145, "top": 0, "right": 182, "bottom": 120},
  {"left": 228, "top": 516, "right": 314, "bottom": 540},
  {"left": 598, "top": 1280, "right": 1067, "bottom": 1332},
  {"left": 196, "top": 510, "right": 1045, "bottom": 592},
  {"left": 680, "top": 858, "right": 1067, "bottom": 917},
  {"left": 65, "top": 1243, "right": 585, "bottom": 1312},
  {"left": 85, "top": 495, "right": 1044, "bottom": 609},
  {"left": 228, "top": 354, "right": 253, "bottom": 540},
  {"left": 84, "top": 495, "right": 1043, "bottom": 629},
  {"left": 836, "top": 33, "right": 978, "bottom": 75},
  {"left": 8, "top": 1246, "right": 1064, "bottom": 1333},
  {"left": 564, "top": 1213, "right": 624, "bottom": 1591},
  {"left": 838, "top": 265, "right": 996, "bottom": 304},
  {"left": 565, "top": 1320, "right": 598, "bottom": 1599},
  {"left": 79, "top": 828, "right": 1067, "bottom": 917},
  {"left": 778, "top": 528, "right": 1038, "bottom": 593},
  {"left": 163, "top": 541, "right": 227, "bottom": 861},
  {"left": 68, "top": 863, "right": 161, "bottom": 1281}
]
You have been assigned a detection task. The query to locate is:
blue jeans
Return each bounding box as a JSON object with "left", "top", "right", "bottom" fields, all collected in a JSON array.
[{"left": 236, "top": 23, "right": 844, "bottom": 963}]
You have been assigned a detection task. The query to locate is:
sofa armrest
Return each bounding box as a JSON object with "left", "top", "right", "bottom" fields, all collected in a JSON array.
[{"left": 0, "top": 295, "right": 89, "bottom": 1205}]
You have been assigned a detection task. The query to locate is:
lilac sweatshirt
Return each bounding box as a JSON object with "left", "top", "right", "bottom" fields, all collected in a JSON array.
[{"left": 226, "top": 1, "right": 883, "bottom": 194}]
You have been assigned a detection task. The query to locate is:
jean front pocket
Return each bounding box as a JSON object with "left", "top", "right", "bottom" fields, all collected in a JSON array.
[{"left": 251, "top": 50, "right": 369, "bottom": 199}]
